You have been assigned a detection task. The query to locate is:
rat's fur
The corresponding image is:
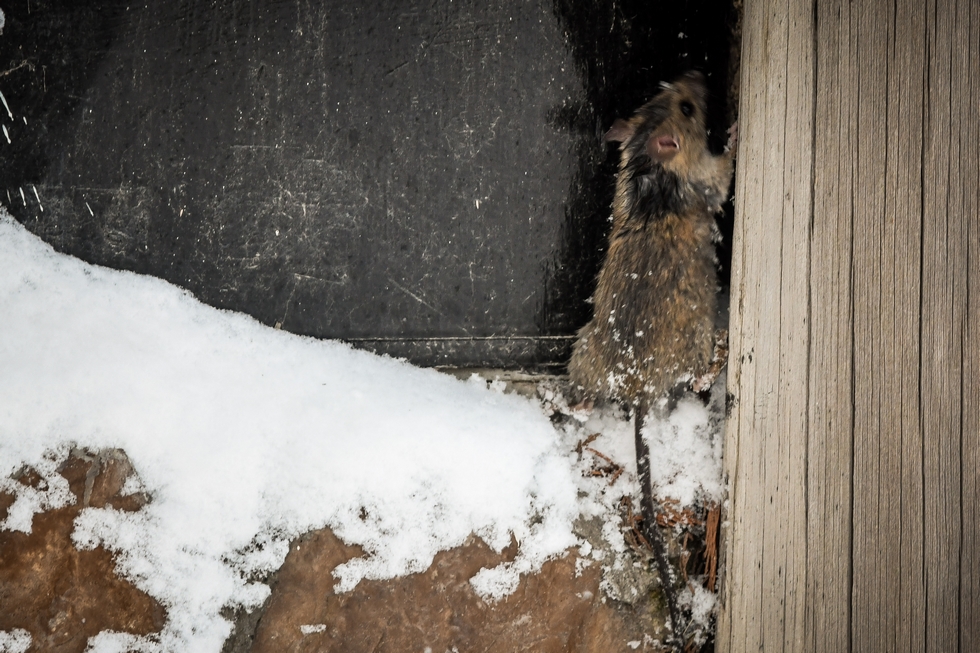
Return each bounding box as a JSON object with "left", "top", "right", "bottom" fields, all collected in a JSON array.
[{"left": 568, "top": 71, "right": 733, "bottom": 407}]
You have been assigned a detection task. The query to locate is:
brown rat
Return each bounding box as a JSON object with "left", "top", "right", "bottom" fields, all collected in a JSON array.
[
  {"left": 567, "top": 71, "right": 735, "bottom": 646},
  {"left": 568, "top": 70, "right": 734, "bottom": 410}
]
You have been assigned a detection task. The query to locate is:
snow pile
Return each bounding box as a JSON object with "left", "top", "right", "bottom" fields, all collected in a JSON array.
[
  {"left": 0, "top": 213, "right": 580, "bottom": 652},
  {"left": 553, "top": 385, "right": 725, "bottom": 509},
  {"left": 644, "top": 387, "right": 726, "bottom": 505},
  {"left": 0, "top": 209, "right": 726, "bottom": 652}
]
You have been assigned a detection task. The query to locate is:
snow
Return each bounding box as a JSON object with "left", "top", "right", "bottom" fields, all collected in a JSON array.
[
  {"left": 299, "top": 624, "right": 327, "bottom": 635},
  {"left": 679, "top": 583, "right": 718, "bottom": 647},
  {"left": 644, "top": 390, "right": 726, "bottom": 505},
  {"left": 0, "top": 213, "right": 577, "bottom": 651},
  {"left": 0, "top": 629, "right": 31, "bottom": 653},
  {"left": 0, "top": 210, "right": 726, "bottom": 651},
  {"left": 556, "top": 385, "right": 726, "bottom": 507}
]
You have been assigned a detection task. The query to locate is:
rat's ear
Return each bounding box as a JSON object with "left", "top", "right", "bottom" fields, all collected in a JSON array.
[{"left": 604, "top": 118, "right": 635, "bottom": 144}]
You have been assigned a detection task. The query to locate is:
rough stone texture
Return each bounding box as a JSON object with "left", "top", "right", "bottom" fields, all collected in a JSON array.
[
  {"left": 2, "top": 448, "right": 677, "bottom": 652},
  {"left": 247, "top": 529, "right": 662, "bottom": 653},
  {"left": 0, "top": 451, "right": 166, "bottom": 652}
]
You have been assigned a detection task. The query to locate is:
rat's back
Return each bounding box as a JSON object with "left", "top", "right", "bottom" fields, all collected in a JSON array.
[{"left": 568, "top": 71, "right": 733, "bottom": 407}]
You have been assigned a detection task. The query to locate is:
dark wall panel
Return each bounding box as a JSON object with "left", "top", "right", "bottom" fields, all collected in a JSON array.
[{"left": 0, "top": 0, "right": 736, "bottom": 369}]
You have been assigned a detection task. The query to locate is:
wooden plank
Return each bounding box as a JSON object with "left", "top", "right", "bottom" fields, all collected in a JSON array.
[
  {"left": 849, "top": 0, "right": 891, "bottom": 649},
  {"left": 960, "top": 2, "right": 980, "bottom": 648},
  {"left": 775, "top": 0, "right": 814, "bottom": 649},
  {"left": 950, "top": 0, "right": 980, "bottom": 649},
  {"left": 888, "top": 0, "right": 927, "bottom": 650},
  {"left": 724, "top": 0, "right": 979, "bottom": 647},
  {"left": 921, "top": 0, "right": 964, "bottom": 649},
  {"left": 717, "top": 0, "right": 768, "bottom": 644},
  {"left": 757, "top": 2, "right": 791, "bottom": 651},
  {"left": 806, "top": 0, "right": 855, "bottom": 650},
  {"left": 717, "top": 0, "right": 813, "bottom": 650}
]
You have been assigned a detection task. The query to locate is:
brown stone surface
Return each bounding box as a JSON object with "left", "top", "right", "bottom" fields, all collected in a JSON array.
[
  {"left": 3, "top": 450, "right": 679, "bottom": 652},
  {"left": 250, "top": 529, "right": 660, "bottom": 653},
  {"left": 0, "top": 450, "right": 166, "bottom": 652}
]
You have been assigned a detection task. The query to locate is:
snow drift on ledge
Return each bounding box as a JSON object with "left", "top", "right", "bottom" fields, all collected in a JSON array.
[{"left": 0, "top": 212, "right": 582, "bottom": 652}]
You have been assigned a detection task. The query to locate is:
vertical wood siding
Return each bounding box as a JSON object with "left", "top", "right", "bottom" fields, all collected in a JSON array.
[{"left": 718, "top": 0, "right": 978, "bottom": 650}]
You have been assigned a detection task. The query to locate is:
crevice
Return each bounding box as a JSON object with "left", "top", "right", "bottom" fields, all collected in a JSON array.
[{"left": 847, "top": 5, "right": 858, "bottom": 651}]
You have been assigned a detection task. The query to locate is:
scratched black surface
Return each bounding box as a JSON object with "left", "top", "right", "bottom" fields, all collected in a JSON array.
[{"left": 0, "top": 0, "right": 736, "bottom": 369}]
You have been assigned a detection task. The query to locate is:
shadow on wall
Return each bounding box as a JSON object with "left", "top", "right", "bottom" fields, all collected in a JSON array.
[{"left": 544, "top": 0, "right": 739, "bottom": 337}]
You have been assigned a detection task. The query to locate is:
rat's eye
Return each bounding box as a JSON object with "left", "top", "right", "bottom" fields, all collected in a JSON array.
[{"left": 680, "top": 101, "right": 695, "bottom": 117}]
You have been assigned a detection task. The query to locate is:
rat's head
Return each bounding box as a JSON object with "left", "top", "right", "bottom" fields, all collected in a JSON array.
[{"left": 605, "top": 70, "right": 710, "bottom": 174}]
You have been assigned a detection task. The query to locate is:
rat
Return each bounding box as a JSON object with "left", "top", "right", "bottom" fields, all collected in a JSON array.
[
  {"left": 567, "top": 70, "right": 735, "bottom": 644},
  {"left": 568, "top": 70, "right": 734, "bottom": 411}
]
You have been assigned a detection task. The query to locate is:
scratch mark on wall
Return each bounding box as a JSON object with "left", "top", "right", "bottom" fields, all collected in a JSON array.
[
  {"left": 388, "top": 276, "right": 447, "bottom": 319},
  {"left": 0, "top": 89, "right": 12, "bottom": 119},
  {"left": 0, "top": 60, "right": 34, "bottom": 79},
  {"left": 384, "top": 60, "right": 411, "bottom": 77}
]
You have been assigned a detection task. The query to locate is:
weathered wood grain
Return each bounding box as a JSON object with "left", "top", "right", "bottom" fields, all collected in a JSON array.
[
  {"left": 775, "top": 1, "right": 814, "bottom": 649},
  {"left": 717, "top": 0, "right": 765, "bottom": 640},
  {"left": 721, "top": 0, "right": 978, "bottom": 649},
  {"left": 716, "top": 0, "right": 813, "bottom": 650},
  {"left": 806, "top": 0, "right": 855, "bottom": 650},
  {"left": 960, "top": 4, "right": 980, "bottom": 649},
  {"left": 850, "top": 0, "right": 891, "bottom": 648},
  {"left": 887, "top": 1, "right": 927, "bottom": 650},
  {"left": 921, "top": 0, "right": 965, "bottom": 649}
]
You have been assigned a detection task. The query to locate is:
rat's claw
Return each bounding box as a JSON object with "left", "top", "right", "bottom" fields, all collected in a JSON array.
[{"left": 726, "top": 122, "right": 739, "bottom": 156}]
